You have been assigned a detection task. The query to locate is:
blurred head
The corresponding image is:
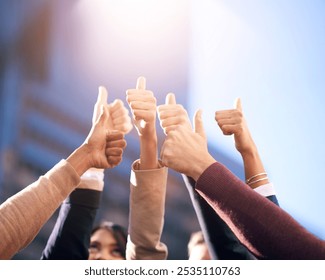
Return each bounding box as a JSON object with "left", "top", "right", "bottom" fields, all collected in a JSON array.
[
  {"left": 88, "top": 221, "right": 127, "bottom": 260},
  {"left": 188, "top": 231, "right": 211, "bottom": 260}
]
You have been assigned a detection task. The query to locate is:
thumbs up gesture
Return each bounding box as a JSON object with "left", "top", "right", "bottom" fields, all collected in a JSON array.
[
  {"left": 160, "top": 109, "right": 214, "bottom": 180},
  {"left": 215, "top": 98, "right": 255, "bottom": 155},
  {"left": 158, "top": 93, "right": 215, "bottom": 180},
  {"left": 126, "top": 76, "right": 157, "bottom": 137},
  {"left": 83, "top": 86, "right": 131, "bottom": 171},
  {"left": 93, "top": 86, "right": 133, "bottom": 134},
  {"left": 81, "top": 98, "right": 126, "bottom": 171},
  {"left": 157, "top": 93, "right": 192, "bottom": 135}
]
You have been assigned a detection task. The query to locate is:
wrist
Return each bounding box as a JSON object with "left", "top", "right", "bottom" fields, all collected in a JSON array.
[
  {"left": 139, "top": 132, "right": 158, "bottom": 169},
  {"left": 190, "top": 154, "right": 216, "bottom": 181},
  {"left": 139, "top": 121, "right": 156, "bottom": 137},
  {"left": 139, "top": 122, "right": 157, "bottom": 143},
  {"left": 139, "top": 129, "right": 157, "bottom": 143},
  {"left": 241, "top": 147, "right": 269, "bottom": 189},
  {"left": 66, "top": 144, "right": 92, "bottom": 177},
  {"left": 239, "top": 145, "right": 259, "bottom": 159}
]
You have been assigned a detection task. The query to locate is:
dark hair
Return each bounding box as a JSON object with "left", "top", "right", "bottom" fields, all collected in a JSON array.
[{"left": 91, "top": 221, "right": 127, "bottom": 259}]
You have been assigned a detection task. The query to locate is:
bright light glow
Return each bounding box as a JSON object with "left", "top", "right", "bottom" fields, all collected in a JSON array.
[
  {"left": 76, "top": 0, "right": 186, "bottom": 41},
  {"left": 70, "top": 0, "right": 188, "bottom": 84}
]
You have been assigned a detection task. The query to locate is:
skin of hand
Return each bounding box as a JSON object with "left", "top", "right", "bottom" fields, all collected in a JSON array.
[
  {"left": 157, "top": 93, "right": 192, "bottom": 135},
  {"left": 88, "top": 86, "right": 132, "bottom": 170},
  {"left": 126, "top": 76, "right": 158, "bottom": 169},
  {"left": 160, "top": 109, "right": 215, "bottom": 181},
  {"left": 215, "top": 98, "right": 268, "bottom": 188},
  {"left": 67, "top": 104, "right": 127, "bottom": 177},
  {"left": 76, "top": 87, "right": 131, "bottom": 191},
  {"left": 126, "top": 76, "right": 157, "bottom": 137},
  {"left": 94, "top": 86, "right": 133, "bottom": 134},
  {"left": 214, "top": 98, "right": 256, "bottom": 156}
]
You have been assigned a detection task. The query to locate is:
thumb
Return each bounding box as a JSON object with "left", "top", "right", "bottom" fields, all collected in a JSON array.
[
  {"left": 93, "top": 86, "right": 108, "bottom": 124},
  {"left": 98, "top": 86, "right": 108, "bottom": 105},
  {"left": 95, "top": 105, "right": 108, "bottom": 125},
  {"left": 165, "top": 92, "right": 176, "bottom": 105},
  {"left": 235, "top": 97, "right": 242, "bottom": 112},
  {"left": 136, "top": 76, "right": 146, "bottom": 90},
  {"left": 193, "top": 109, "right": 206, "bottom": 138}
]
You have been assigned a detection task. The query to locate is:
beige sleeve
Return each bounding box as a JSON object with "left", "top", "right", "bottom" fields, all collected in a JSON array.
[
  {"left": 126, "top": 160, "right": 168, "bottom": 260},
  {"left": 0, "top": 160, "right": 80, "bottom": 259}
]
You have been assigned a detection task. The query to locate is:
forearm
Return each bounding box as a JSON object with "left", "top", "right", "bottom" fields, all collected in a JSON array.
[
  {"left": 41, "top": 170, "right": 104, "bottom": 259},
  {"left": 195, "top": 162, "right": 325, "bottom": 260},
  {"left": 0, "top": 160, "right": 80, "bottom": 259},
  {"left": 41, "top": 189, "right": 101, "bottom": 260},
  {"left": 182, "top": 175, "right": 256, "bottom": 260},
  {"left": 127, "top": 160, "right": 168, "bottom": 260},
  {"left": 240, "top": 145, "right": 269, "bottom": 188},
  {"left": 139, "top": 125, "right": 158, "bottom": 170}
]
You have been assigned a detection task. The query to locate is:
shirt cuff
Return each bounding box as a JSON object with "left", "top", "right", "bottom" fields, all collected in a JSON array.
[
  {"left": 130, "top": 159, "right": 166, "bottom": 187},
  {"left": 254, "top": 182, "right": 276, "bottom": 197},
  {"left": 78, "top": 168, "right": 105, "bottom": 191}
]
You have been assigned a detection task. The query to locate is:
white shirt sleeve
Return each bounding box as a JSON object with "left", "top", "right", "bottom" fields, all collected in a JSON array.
[
  {"left": 254, "top": 182, "right": 276, "bottom": 197},
  {"left": 78, "top": 168, "right": 105, "bottom": 191}
]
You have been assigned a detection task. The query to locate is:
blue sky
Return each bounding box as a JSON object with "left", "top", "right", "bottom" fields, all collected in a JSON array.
[{"left": 189, "top": 0, "right": 325, "bottom": 238}]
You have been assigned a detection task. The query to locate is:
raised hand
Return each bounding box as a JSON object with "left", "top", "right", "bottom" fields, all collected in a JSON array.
[
  {"left": 67, "top": 91, "right": 127, "bottom": 176},
  {"left": 94, "top": 86, "right": 133, "bottom": 134},
  {"left": 157, "top": 93, "right": 192, "bottom": 135},
  {"left": 161, "top": 109, "right": 215, "bottom": 181},
  {"left": 126, "top": 76, "right": 158, "bottom": 169},
  {"left": 215, "top": 98, "right": 256, "bottom": 156},
  {"left": 126, "top": 76, "right": 157, "bottom": 138},
  {"left": 215, "top": 98, "right": 269, "bottom": 188},
  {"left": 84, "top": 105, "right": 126, "bottom": 170}
]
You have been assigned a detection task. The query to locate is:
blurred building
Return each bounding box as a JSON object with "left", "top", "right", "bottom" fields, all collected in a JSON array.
[{"left": 0, "top": 1, "right": 243, "bottom": 259}]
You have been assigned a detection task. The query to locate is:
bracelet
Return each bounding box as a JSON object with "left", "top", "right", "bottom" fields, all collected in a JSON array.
[
  {"left": 247, "top": 176, "right": 268, "bottom": 185},
  {"left": 246, "top": 172, "right": 267, "bottom": 184}
]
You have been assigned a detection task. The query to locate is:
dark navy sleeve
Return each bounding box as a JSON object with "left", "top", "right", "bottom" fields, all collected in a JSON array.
[
  {"left": 41, "top": 189, "right": 101, "bottom": 260},
  {"left": 266, "top": 194, "right": 279, "bottom": 206},
  {"left": 182, "top": 175, "right": 256, "bottom": 260}
]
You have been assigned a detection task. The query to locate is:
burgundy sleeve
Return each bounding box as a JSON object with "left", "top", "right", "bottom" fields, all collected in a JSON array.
[{"left": 195, "top": 162, "right": 325, "bottom": 260}]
